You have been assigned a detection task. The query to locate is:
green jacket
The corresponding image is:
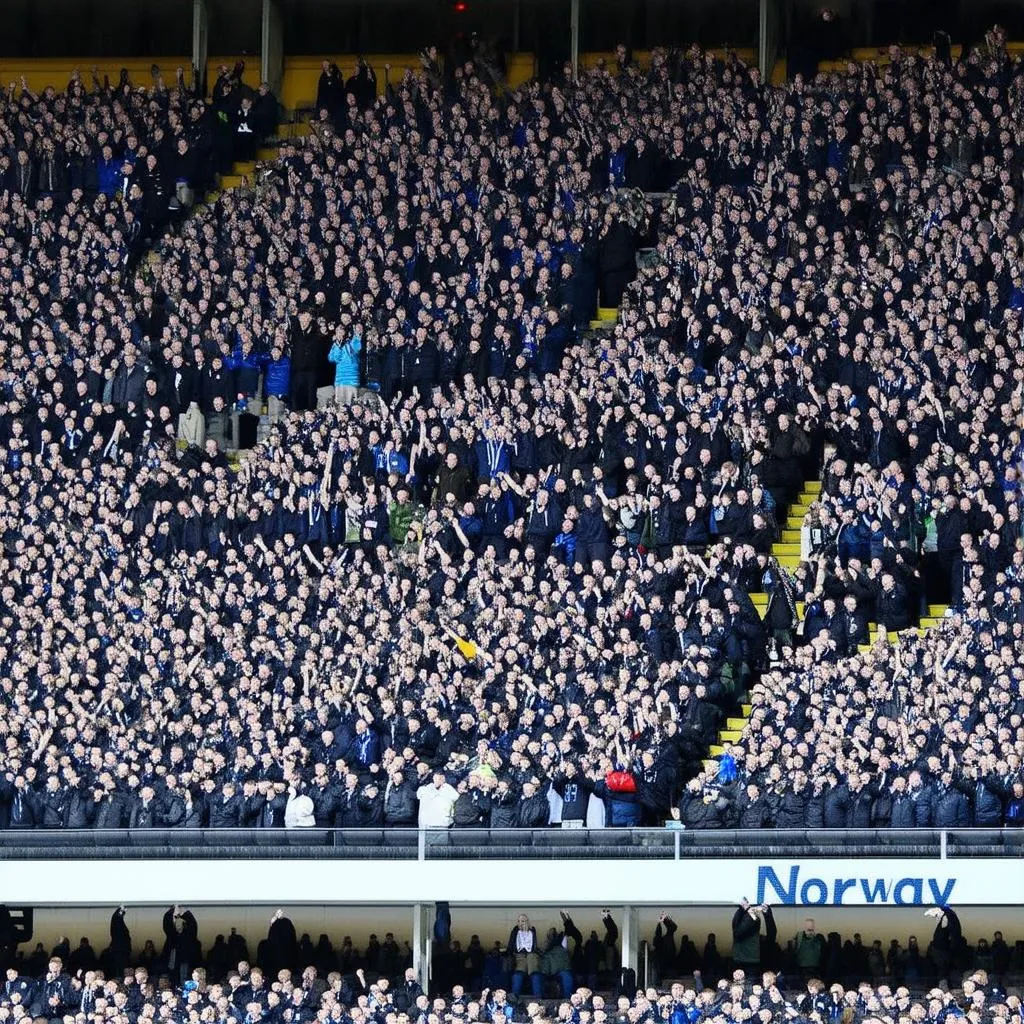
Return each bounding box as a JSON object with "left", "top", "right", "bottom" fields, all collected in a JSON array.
[
  {"left": 542, "top": 939, "right": 571, "bottom": 974},
  {"left": 388, "top": 501, "right": 416, "bottom": 544},
  {"left": 796, "top": 931, "right": 825, "bottom": 969}
]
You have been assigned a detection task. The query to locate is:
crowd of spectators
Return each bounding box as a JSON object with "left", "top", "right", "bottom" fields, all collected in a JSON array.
[
  {"left": 688, "top": 602, "right": 1024, "bottom": 829},
  {"left": 0, "top": 62, "right": 275, "bottom": 242},
  {"left": 0, "top": 28, "right": 1023, "bottom": 832},
  {"left": 2, "top": 905, "right": 1024, "bottom": 1024}
]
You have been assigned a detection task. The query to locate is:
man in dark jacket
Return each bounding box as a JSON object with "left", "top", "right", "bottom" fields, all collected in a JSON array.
[
  {"left": 822, "top": 778, "right": 850, "bottom": 828},
  {"left": 129, "top": 787, "right": 160, "bottom": 828},
  {"left": 773, "top": 778, "right": 810, "bottom": 828},
  {"left": 931, "top": 773, "right": 970, "bottom": 828},
  {"left": 552, "top": 765, "right": 592, "bottom": 826},
  {"left": 290, "top": 310, "right": 324, "bottom": 412},
  {"left": 392, "top": 968, "right": 424, "bottom": 1012},
  {"left": 925, "top": 905, "right": 961, "bottom": 986},
  {"left": 886, "top": 779, "right": 918, "bottom": 829},
  {"left": 162, "top": 906, "right": 200, "bottom": 985},
  {"left": 516, "top": 779, "right": 550, "bottom": 828},
  {"left": 679, "top": 780, "right": 726, "bottom": 829},
  {"left": 383, "top": 771, "right": 417, "bottom": 827},
  {"left": 110, "top": 350, "right": 148, "bottom": 408},
  {"left": 875, "top": 572, "right": 911, "bottom": 631},
  {"left": 208, "top": 782, "right": 241, "bottom": 828},
  {"left": 971, "top": 773, "right": 1008, "bottom": 827},
  {"left": 257, "top": 785, "right": 288, "bottom": 828},
  {"left": 597, "top": 214, "right": 637, "bottom": 307},
  {"left": 840, "top": 594, "right": 871, "bottom": 649},
  {"left": 107, "top": 907, "right": 132, "bottom": 978},
  {"left": 731, "top": 901, "right": 774, "bottom": 972},
  {"left": 452, "top": 778, "right": 491, "bottom": 828},
  {"left": 30, "top": 957, "right": 73, "bottom": 1018},
  {"left": 625, "top": 137, "right": 659, "bottom": 191},
  {"left": 845, "top": 776, "right": 875, "bottom": 828},
  {"left": 733, "top": 783, "right": 770, "bottom": 829}
]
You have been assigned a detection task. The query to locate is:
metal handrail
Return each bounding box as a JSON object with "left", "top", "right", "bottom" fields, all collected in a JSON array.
[{"left": 0, "top": 826, "right": 1018, "bottom": 859}]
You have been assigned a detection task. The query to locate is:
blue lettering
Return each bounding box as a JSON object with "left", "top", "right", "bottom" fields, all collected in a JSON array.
[
  {"left": 860, "top": 877, "right": 892, "bottom": 903},
  {"left": 929, "top": 879, "right": 956, "bottom": 905},
  {"left": 833, "top": 878, "right": 857, "bottom": 904},
  {"left": 757, "top": 868, "right": 955, "bottom": 907},
  {"left": 800, "top": 878, "right": 828, "bottom": 905},
  {"left": 894, "top": 878, "right": 924, "bottom": 905},
  {"left": 757, "top": 866, "right": 798, "bottom": 905}
]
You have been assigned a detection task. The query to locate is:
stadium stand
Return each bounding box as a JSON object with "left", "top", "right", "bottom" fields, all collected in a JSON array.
[
  {"left": 0, "top": 903, "right": 1022, "bottom": 1017},
  {"left": 0, "top": 19, "right": 1022, "bottom": 839}
]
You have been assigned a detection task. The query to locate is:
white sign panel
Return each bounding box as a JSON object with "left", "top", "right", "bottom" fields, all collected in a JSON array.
[{"left": 0, "top": 858, "right": 1020, "bottom": 907}]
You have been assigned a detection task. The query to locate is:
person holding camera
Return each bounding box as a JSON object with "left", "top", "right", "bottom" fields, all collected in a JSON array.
[{"left": 731, "top": 900, "right": 774, "bottom": 974}]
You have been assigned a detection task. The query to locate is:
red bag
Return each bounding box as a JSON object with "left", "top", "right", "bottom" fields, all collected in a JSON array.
[{"left": 605, "top": 770, "right": 637, "bottom": 794}]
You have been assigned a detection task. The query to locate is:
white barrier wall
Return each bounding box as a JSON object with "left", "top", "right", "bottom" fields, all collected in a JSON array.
[{"left": 0, "top": 858, "right": 1015, "bottom": 907}]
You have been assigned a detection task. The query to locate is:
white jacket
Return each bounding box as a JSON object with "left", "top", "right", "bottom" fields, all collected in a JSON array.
[
  {"left": 416, "top": 782, "right": 458, "bottom": 827},
  {"left": 285, "top": 793, "right": 316, "bottom": 828}
]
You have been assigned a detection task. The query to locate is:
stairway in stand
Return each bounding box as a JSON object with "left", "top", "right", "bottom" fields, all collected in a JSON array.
[
  {"left": 193, "top": 131, "right": 298, "bottom": 465},
  {"left": 701, "top": 478, "right": 950, "bottom": 773},
  {"left": 702, "top": 479, "right": 820, "bottom": 769}
]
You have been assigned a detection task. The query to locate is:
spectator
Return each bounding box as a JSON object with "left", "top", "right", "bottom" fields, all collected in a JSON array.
[
  {"left": 417, "top": 773, "right": 458, "bottom": 829},
  {"left": 506, "top": 915, "right": 542, "bottom": 998},
  {"left": 731, "top": 901, "right": 774, "bottom": 973}
]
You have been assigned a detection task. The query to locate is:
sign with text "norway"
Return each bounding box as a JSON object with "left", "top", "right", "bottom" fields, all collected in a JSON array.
[{"left": 757, "top": 865, "right": 956, "bottom": 906}]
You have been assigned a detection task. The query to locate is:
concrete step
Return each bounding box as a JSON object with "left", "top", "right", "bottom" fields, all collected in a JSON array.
[
  {"left": 257, "top": 146, "right": 280, "bottom": 161},
  {"left": 719, "top": 730, "right": 742, "bottom": 743},
  {"left": 863, "top": 626, "right": 903, "bottom": 645},
  {"left": 772, "top": 542, "right": 801, "bottom": 557},
  {"left": 919, "top": 617, "right": 941, "bottom": 628},
  {"left": 775, "top": 557, "right": 801, "bottom": 569},
  {"left": 927, "top": 604, "right": 948, "bottom": 617},
  {"left": 232, "top": 161, "right": 256, "bottom": 176},
  {"left": 596, "top": 307, "right": 618, "bottom": 321},
  {"left": 709, "top": 744, "right": 726, "bottom": 757},
  {"left": 220, "top": 174, "right": 246, "bottom": 189},
  {"left": 781, "top": 528, "right": 802, "bottom": 543},
  {"left": 803, "top": 481, "right": 822, "bottom": 493},
  {"left": 726, "top": 717, "right": 748, "bottom": 731},
  {"left": 741, "top": 704, "right": 752, "bottom": 716},
  {"left": 750, "top": 592, "right": 768, "bottom": 605}
]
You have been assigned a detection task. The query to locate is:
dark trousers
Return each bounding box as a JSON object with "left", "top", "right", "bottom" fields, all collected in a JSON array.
[{"left": 291, "top": 370, "right": 318, "bottom": 411}]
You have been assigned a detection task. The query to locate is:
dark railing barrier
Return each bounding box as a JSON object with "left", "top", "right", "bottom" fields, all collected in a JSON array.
[{"left": 0, "top": 827, "right": 1020, "bottom": 860}]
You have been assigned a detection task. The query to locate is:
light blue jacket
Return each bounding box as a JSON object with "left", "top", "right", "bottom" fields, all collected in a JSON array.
[{"left": 328, "top": 335, "right": 362, "bottom": 387}]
